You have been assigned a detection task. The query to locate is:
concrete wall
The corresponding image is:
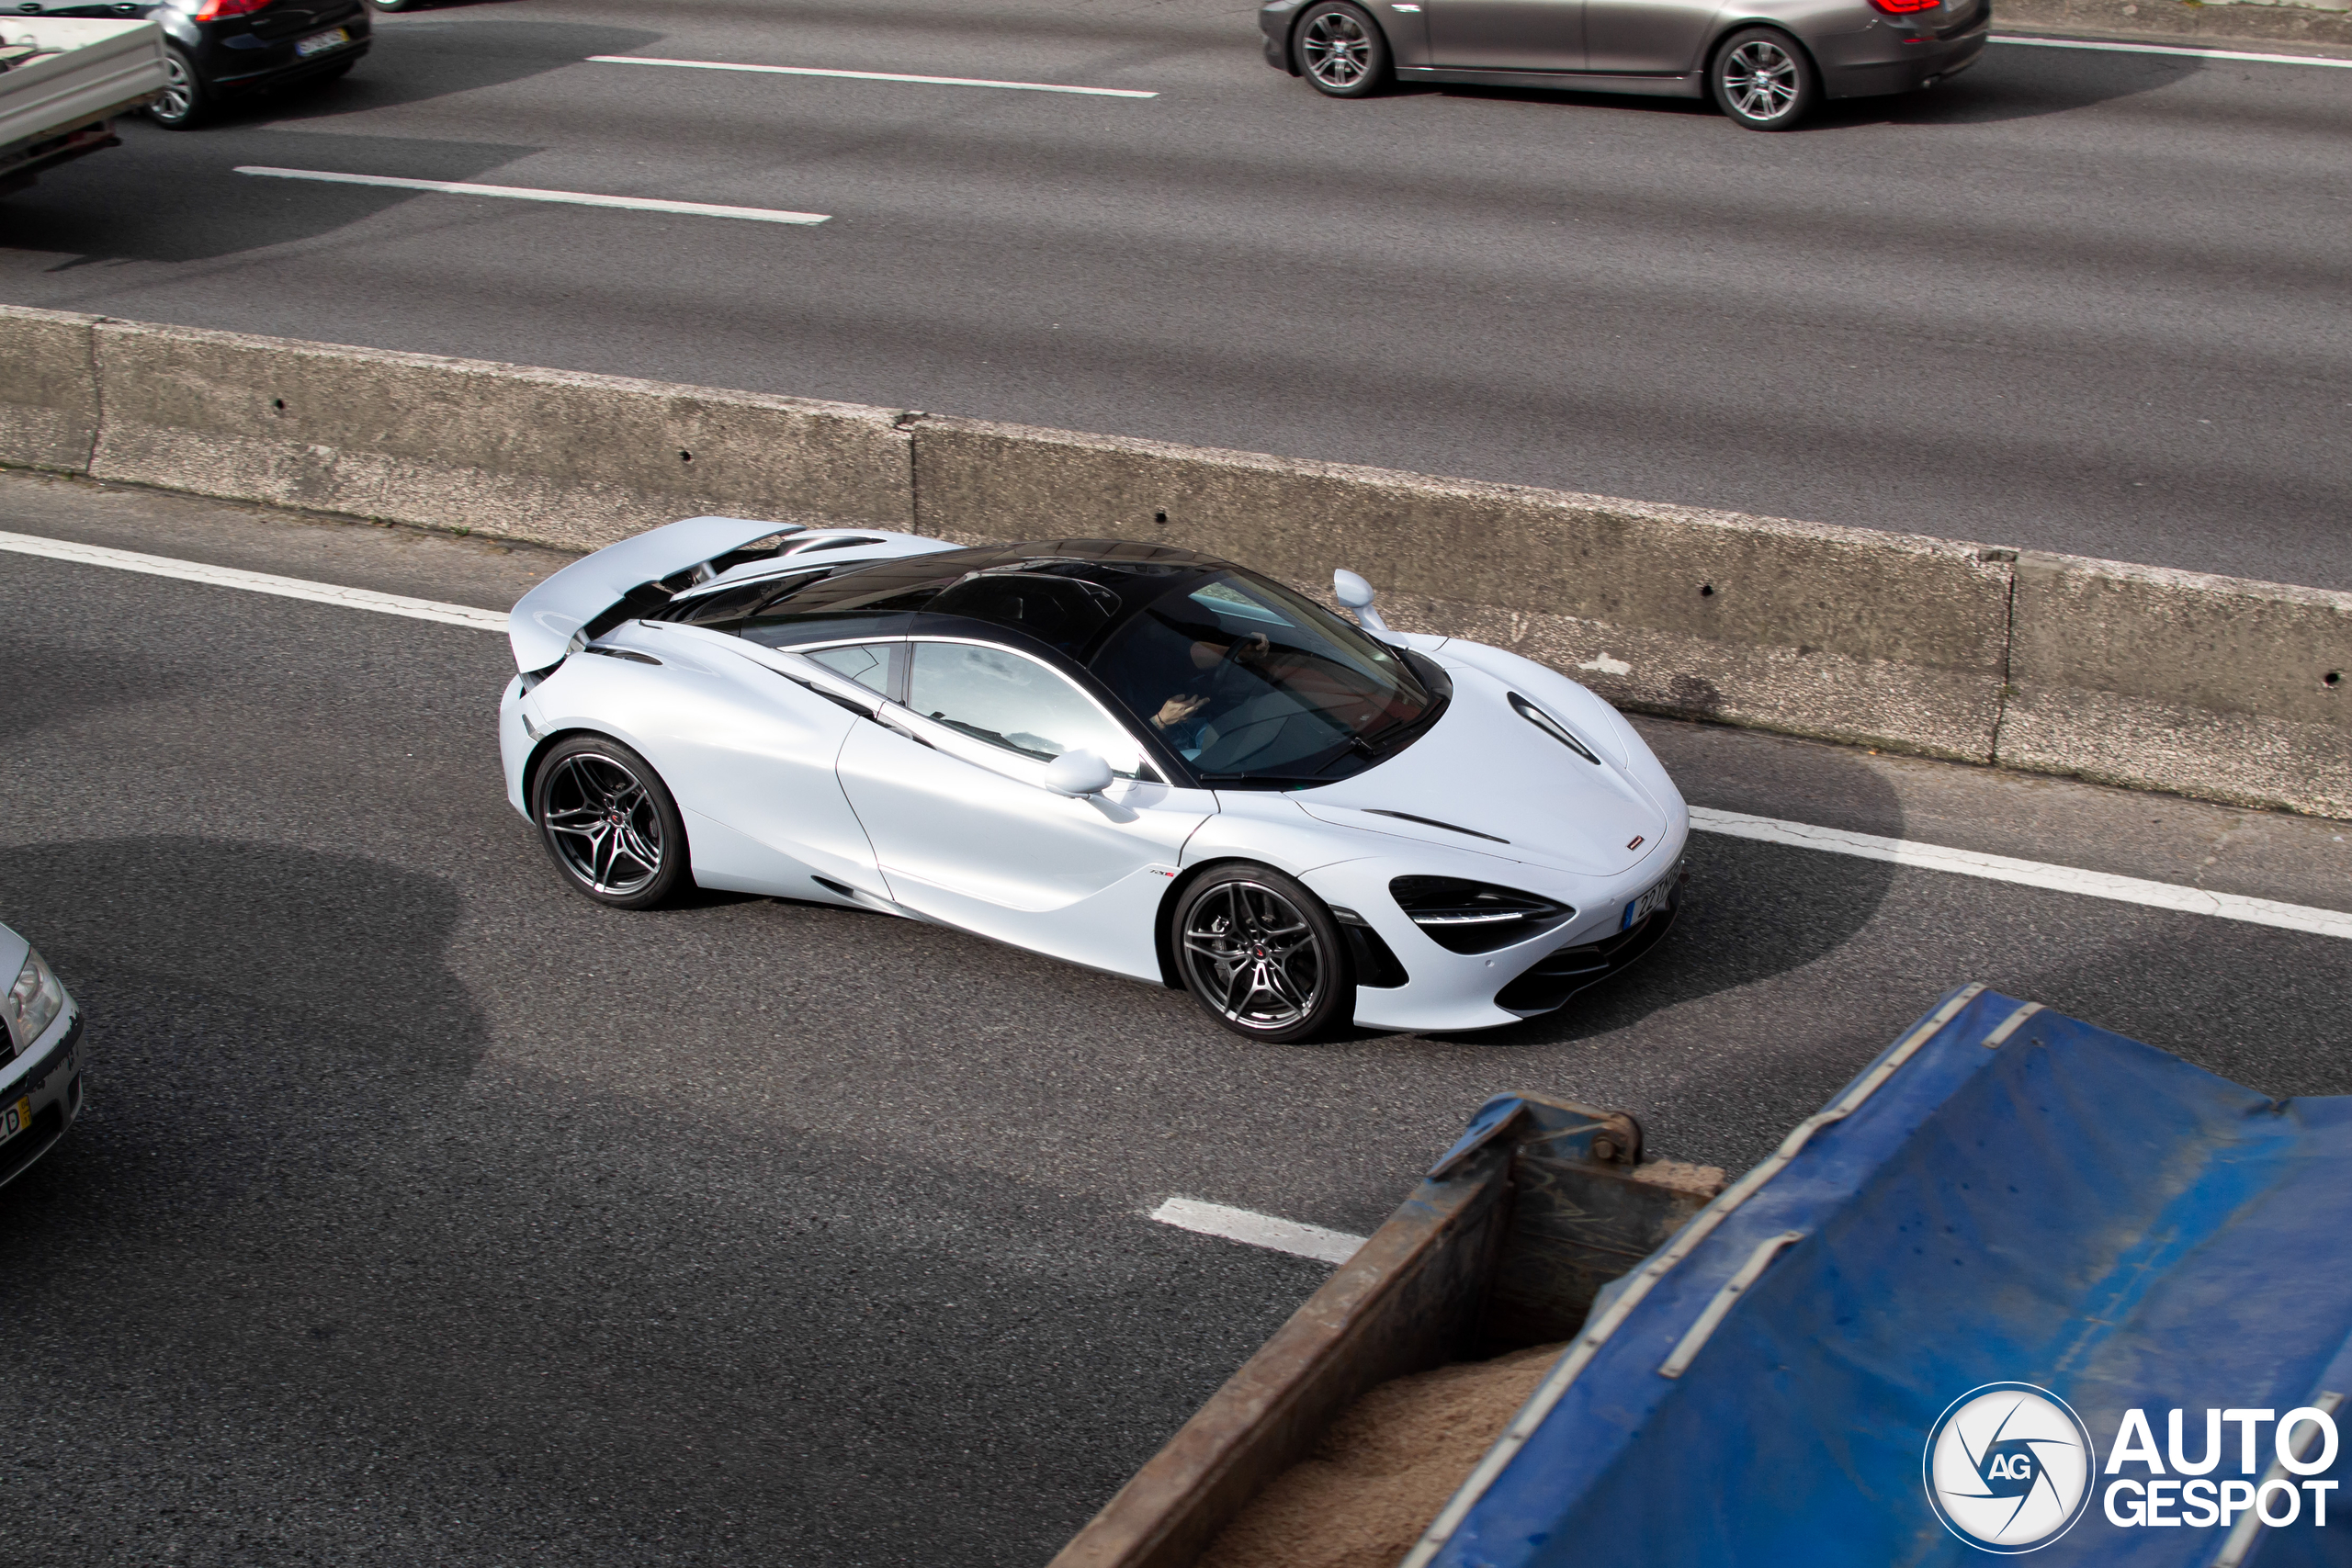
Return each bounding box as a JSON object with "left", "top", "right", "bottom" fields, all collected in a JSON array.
[
  {"left": 86, "top": 317, "right": 914, "bottom": 550},
  {"left": 2005, "top": 553, "right": 2349, "bottom": 818},
  {"left": 2, "top": 304, "right": 2344, "bottom": 818},
  {"left": 913, "top": 418, "right": 2016, "bottom": 762},
  {"left": 0, "top": 304, "right": 101, "bottom": 474}
]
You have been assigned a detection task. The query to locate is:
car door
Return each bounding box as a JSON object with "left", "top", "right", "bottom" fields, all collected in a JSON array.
[
  {"left": 834, "top": 638, "right": 1216, "bottom": 981},
  {"left": 1580, "top": 0, "right": 1721, "bottom": 73},
  {"left": 1424, "top": 0, "right": 1584, "bottom": 72}
]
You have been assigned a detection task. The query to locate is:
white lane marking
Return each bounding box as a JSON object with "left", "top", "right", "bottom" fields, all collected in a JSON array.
[
  {"left": 1991, "top": 35, "right": 2352, "bottom": 68},
  {"left": 1149, "top": 1197, "right": 1365, "bottom": 1266},
  {"left": 588, "top": 55, "right": 1159, "bottom": 98},
  {"left": 5, "top": 530, "right": 2347, "bottom": 940},
  {"left": 0, "top": 531, "right": 511, "bottom": 632},
  {"left": 234, "top": 167, "right": 831, "bottom": 225},
  {"left": 1691, "top": 807, "right": 2352, "bottom": 941}
]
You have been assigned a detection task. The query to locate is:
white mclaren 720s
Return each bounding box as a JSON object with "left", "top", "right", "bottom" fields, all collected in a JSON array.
[{"left": 500, "top": 519, "right": 1690, "bottom": 1041}]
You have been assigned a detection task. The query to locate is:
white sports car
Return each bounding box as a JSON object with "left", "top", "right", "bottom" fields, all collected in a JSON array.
[{"left": 500, "top": 520, "right": 1690, "bottom": 1040}]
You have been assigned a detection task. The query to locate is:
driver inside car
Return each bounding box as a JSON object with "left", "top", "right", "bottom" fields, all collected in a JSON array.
[{"left": 1150, "top": 629, "right": 1273, "bottom": 748}]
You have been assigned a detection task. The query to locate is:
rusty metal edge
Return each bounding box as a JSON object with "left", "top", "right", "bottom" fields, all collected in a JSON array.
[{"left": 1049, "top": 1147, "right": 1517, "bottom": 1568}]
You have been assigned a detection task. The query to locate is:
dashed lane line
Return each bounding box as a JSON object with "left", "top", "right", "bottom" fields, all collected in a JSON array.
[
  {"left": 235, "top": 167, "right": 831, "bottom": 226},
  {"left": 5, "top": 528, "right": 2346, "bottom": 941},
  {"left": 1149, "top": 1197, "right": 1366, "bottom": 1265},
  {"left": 587, "top": 55, "right": 1159, "bottom": 98},
  {"left": 1991, "top": 35, "right": 2352, "bottom": 68}
]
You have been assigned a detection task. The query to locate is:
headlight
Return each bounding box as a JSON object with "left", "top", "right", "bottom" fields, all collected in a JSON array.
[
  {"left": 5, "top": 949, "right": 65, "bottom": 1052},
  {"left": 1390, "top": 876, "right": 1573, "bottom": 954}
]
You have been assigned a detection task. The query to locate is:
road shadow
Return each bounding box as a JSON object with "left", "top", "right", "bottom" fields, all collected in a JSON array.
[
  {"left": 1817, "top": 42, "right": 2204, "bottom": 129},
  {"left": 0, "top": 835, "right": 485, "bottom": 1087},
  {"left": 187, "top": 13, "right": 662, "bottom": 128},
  {"left": 0, "top": 631, "right": 190, "bottom": 744},
  {"left": 25, "top": 130, "right": 543, "bottom": 265},
  {"left": 1416, "top": 737, "right": 1905, "bottom": 1047},
  {"left": 1392, "top": 39, "right": 2202, "bottom": 130}
]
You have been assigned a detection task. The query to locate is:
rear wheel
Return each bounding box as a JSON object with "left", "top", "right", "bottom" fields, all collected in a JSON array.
[
  {"left": 531, "top": 737, "right": 690, "bottom": 909},
  {"left": 1294, "top": 1, "right": 1389, "bottom": 98},
  {"left": 1172, "top": 864, "right": 1353, "bottom": 1043},
  {"left": 1709, "top": 28, "right": 1818, "bottom": 130},
  {"left": 147, "top": 46, "right": 208, "bottom": 130}
]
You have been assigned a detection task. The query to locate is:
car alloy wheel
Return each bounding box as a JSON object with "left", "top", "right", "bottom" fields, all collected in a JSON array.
[
  {"left": 1174, "top": 865, "right": 1351, "bottom": 1042},
  {"left": 1295, "top": 2, "right": 1389, "bottom": 98},
  {"left": 1710, "top": 28, "right": 1817, "bottom": 130},
  {"left": 148, "top": 47, "right": 205, "bottom": 130},
  {"left": 532, "top": 738, "right": 688, "bottom": 908}
]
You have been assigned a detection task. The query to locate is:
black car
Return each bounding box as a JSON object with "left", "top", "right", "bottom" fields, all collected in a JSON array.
[{"left": 10, "top": 0, "right": 371, "bottom": 128}]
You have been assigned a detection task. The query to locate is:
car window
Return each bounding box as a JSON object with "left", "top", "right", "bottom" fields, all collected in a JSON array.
[
  {"left": 906, "top": 641, "right": 1145, "bottom": 777},
  {"left": 1088, "top": 570, "right": 1437, "bottom": 782},
  {"left": 805, "top": 641, "right": 895, "bottom": 695}
]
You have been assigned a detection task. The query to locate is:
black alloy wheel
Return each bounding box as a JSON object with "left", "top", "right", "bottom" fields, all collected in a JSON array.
[
  {"left": 147, "top": 45, "right": 208, "bottom": 130},
  {"left": 531, "top": 736, "right": 690, "bottom": 909},
  {"left": 1294, "top": 1, "right": 1389, "bottom": 98},
  {"left": 1172, "top": 864, "right": 1353, "bottom": 1042},
  {"left": 1709, "top": 28, "right": 1819, "bottom": 130}
]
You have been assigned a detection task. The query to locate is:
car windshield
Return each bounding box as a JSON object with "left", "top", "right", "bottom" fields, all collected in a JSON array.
[{"left": 1089, "top": 571, "right": 1439, "bottom": 783}]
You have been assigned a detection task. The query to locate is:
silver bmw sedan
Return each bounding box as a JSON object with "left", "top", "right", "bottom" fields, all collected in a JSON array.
[{"left": 1260, "top": 0, "right": 1989, "bottom": 128}]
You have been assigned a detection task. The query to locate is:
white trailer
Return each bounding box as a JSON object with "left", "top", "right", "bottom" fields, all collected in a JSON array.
[{"left": 0, "top": 16, "right": 167, "bottom": 197}]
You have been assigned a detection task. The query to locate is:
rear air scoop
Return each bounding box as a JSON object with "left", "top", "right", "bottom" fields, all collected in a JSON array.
[{"left": 508, "top": 515, "right": 808, "bottom": 671}]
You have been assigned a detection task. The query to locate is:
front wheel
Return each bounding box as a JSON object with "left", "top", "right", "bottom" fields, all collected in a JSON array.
[
  {"left": 147, "top": 46, "right": 208, "bottom": 130},
  {"left": 1294, "top": 1, "right": 1390, "bottom": 98},
  {"left": 1709, "top": 28, "right": 1818, "bottom": 130},
  {"left": 1172, "top": 864, "right": 1353, "bottom": 1043},
  {"left": 531, "top": 736, "right": 691, "bottom": 909}
]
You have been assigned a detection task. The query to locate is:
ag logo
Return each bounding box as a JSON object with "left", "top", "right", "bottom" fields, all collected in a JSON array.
[{"left": 1924, "top": 1383, "right": 2098, "bottom": 1553}]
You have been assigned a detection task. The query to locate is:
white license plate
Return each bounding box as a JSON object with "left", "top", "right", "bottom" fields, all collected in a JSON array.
[
  {"left": 296, "top": 27, "right": 351, "bottom": 58},
  {"left": 1622, "top": 864, "right": 1680, "bottom": 930}
]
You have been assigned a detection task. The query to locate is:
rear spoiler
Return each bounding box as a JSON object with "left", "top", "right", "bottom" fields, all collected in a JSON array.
[{"left": 508, "top": 516, "right": 968, "bottom": 671}]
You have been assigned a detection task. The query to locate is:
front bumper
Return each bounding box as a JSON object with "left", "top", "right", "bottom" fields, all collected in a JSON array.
[
  {"left": 1302, "top": 826, "right": 1690, "bottom": 1033},
  {"left": 0, "top": 1005, "right": 87, "bottom": 1191}
]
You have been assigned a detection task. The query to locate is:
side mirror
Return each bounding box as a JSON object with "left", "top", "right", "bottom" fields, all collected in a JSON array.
[
  {"left": 1043, "top": 749, "right": 1115, "bottom": 797},
  {"left": 1333, "top": 569, "right": 1392, "bottom": 635}
]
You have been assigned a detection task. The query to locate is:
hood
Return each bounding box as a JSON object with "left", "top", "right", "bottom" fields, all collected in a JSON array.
[
  {"left": 507, "top": 517, "right": 962, "bottom": 671},
  {"left": 1295, "top": 664, "right": 1669, "bottom": 878}
]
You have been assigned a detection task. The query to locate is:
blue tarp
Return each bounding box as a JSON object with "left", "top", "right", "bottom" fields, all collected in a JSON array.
[{"left": 1427, "top": 985, "right": 2352, "bottom": 1567}]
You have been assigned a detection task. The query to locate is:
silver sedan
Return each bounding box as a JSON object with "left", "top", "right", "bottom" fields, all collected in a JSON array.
[{"left": 1260, "top": 0, "right": 1989, "bottom": 128}]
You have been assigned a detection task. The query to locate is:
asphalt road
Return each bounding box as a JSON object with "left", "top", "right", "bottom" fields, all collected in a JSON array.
[
  {"left": 3, "top": 476, "right": 2349, "bottom": 1565},
  {"left": 5, "top": 1, "right": 2352, "bottom": 589}
]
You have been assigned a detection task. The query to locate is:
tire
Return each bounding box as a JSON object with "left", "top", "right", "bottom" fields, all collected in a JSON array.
[
  {"left": 1293, "top": 1, "right": 1389, "bottom": 98},
  {"left": 1171, "top": 864, "right": 1354, "bottom": 1043},
  {"left": 1709, "top": 28, "right": 1818, "bottom": 130},
  {"left": 147, "top": 46, "right": 208, "bottom": 130},
  {"left": 531, "top": 736, "right": 691, "bottom": 909}
]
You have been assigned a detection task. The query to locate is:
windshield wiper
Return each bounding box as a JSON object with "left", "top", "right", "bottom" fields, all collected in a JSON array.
[{"left": 1195, "top": 771, "right": 1331, "bottom": 788}]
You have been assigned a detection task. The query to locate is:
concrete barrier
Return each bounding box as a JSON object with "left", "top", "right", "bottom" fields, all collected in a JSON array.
[
  {"left": 85, "top": 317, "right": 914, "bottom": 552},
  {"left": 2004, "top": 553, "right": 2350, "bottom": 818},
  {"left": 0, "top": 303, "right": 101, "bottom": 474},
  {"left": 913, "top": 417, "right": 2017, "bottom": 763},
  {"left": 1, "top": 303, "right": 2344, "bottom": 819}
]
